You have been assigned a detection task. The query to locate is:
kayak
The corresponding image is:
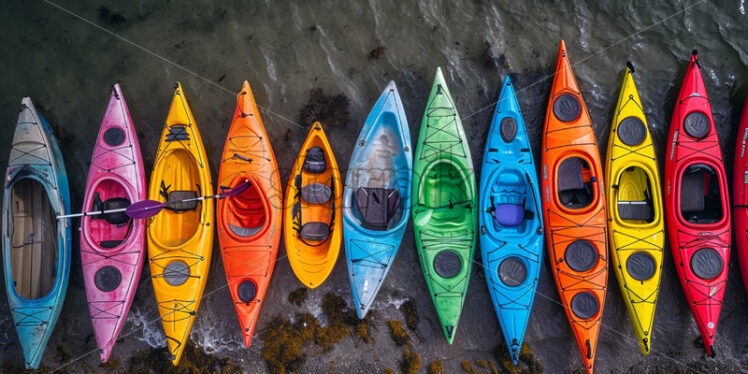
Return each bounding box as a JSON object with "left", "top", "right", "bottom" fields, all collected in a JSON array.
[
  {"left": 412, "top": 67, "right": 477, "bottom": 344},
  {"left": 147, "top": 82, "right": 214, "bottom": 364},
  {"left": 479, "top": 76, "right": 543, "bottom": 363},
  {"left": 605, "top": 64, "right": 664, "bottom": 355},
  {"left": 81, "top": 84, "right": 146, "bottom": 362},
  {"left": 344, "top": 81, "right": 412, "bottom": 318},
  {"left": 665, "top": 51, "right": 730, "bottom": 358},
  {"left": 734, "top": 95, "right": 748, "bottom": 298},
  {"left": 3, "top": 97, "right": 71, "bottom": 368},
  {"left": 217, "top": 80, "right": 282, "bottom": 346},
  {"left": 540, "top": 40, "right": 608, "bottom": 374},
  {"left": 284, "top": 122, "right": 342, "bottom": 288}
]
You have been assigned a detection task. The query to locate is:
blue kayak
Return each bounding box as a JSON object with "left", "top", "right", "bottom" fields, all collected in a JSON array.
[
  {"left": 343, "top": 81, "right": 412, "bottom": 318},
  {"left": 2, "top": 98, "right": 71, "bottom": 368},
  {"left": 478, "top": 77, "right": 543, "bottom": 364}
]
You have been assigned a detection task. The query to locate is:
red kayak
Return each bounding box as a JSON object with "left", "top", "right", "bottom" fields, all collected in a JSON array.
[
  {"left": 733, "top": 95, "right": 748, "bottom": 298},
  {"left": 664, "top": 51, "right": 730, "bottom": 357},
  {"left": 80, "top": 84, "right": 146, "bottom": 362}
]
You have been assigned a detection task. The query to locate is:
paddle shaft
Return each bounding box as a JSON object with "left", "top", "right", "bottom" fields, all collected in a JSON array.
[{"left": 56, "top": 193, "right": 223, "bottom": 219}]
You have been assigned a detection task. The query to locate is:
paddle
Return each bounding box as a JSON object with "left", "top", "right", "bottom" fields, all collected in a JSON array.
[{"left": 57, "top": 180, "right": 251, "bottom": 220}]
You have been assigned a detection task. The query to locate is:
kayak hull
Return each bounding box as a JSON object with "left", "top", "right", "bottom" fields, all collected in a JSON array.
[
  {"left": 81, "top": 84, "right": 146, "bottom": 362},
  {"left": 284, "top": 123, "right": 342, "bottom": 289},
  {"left": 412, "top": 68, "right": 477, "bottom": 344},
  {"left": 605, "top": 66, "right": 665, "bottom": 355},
  {"left": 664, "top": 52, "right": 730, "bottom": 357},
  {"left": 344, "top": 81, "right": 412, "bottom": 318},
  {"left": 217, "top": 80, "right": 282, "bottom": 347},
  {"left": 479, "top": 76, "right": 543, "bottom": 363},
  {"left": 147, "top": 83, "right": 214, "bottom": 364},
  {"left": 733, "top": 96, "right": 748, "bottom": 299},
  {"left": 2, "top": 98, "right": 71, "bottom": 368},
  {"left": 540, "top": 41, "right": 608, "bottom": 374}
]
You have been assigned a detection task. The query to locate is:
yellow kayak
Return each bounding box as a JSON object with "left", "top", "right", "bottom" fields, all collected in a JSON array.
[
  {"left": 604, "top": 63, "right": 664, "bottom": 355},
  {"left": 147, "top": 82, "right": 214, "bottom": 364}
]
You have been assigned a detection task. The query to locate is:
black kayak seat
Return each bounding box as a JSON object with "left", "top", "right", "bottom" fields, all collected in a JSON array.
[
  {"left": 355, "top": 187, "right": 401, "bottom": 230},
  {"left": 300, "top": 221, "right": 330, "bottom": 242},
  {"left": 166, "top": 190, "right": 198, "bottom": 212},
  {"left": 92, "top": 193, "right": 131, "bottom": 225},
  {"left": 558, "top": 157, "right": 584, "bottom": 192},
  {"left": 681, "top": 171, "right": 705, "bottom": 213},
  {"left": 618, "top": 200, "right": 652, "bottom": 221},
  {"left": 99, "top": 240, "right": 123, "bottom": 249},
  {"left": 229, "top": 223, "right": 262, "bottom": 238},
  {"left": 304, "top": 146, "right": 327, "bottom": 174},
  {"left": 301, "top": 183, "right": 332, "bottom": 204}
]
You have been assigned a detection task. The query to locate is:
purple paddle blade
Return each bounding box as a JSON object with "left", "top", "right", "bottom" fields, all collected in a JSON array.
[
  {"left": 125, "top": 200, "right": 165, "bottom": 219},
  {"left": 221, "top": 180, "right": 251, "bottom": 197}
]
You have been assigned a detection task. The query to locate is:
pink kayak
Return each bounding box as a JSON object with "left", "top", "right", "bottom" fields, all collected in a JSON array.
[{"left": 80, "top": 84, "right": 146, "bottom": 362}]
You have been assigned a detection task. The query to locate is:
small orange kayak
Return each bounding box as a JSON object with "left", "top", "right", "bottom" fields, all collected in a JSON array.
[
  {"left": 216, "top": 80, "right": 282, "bottom": 347},
  {"left": 284, "top": 122, "right": 342, "bottom": 288},
  {"left": 540, "top": 40, "right": 609, "bottom": 374}
]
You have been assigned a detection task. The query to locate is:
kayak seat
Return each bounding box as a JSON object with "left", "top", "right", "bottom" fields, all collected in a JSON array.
[
  {"left": 229, "top": 223, "right": 262, "bottom": 238},
  {"left": 165, "top": 190, "right": 198, "bottom": 212},
  {"left": 558, "top": 157, "right": 594, "bottom": 209},
  {"left": 99, "top": 240, "right": 123, "bottom": 249},
  {"left": 356, "top": 187, "right": 401, "bottom": 230},
  {"left": 300, "top": 221, "right": 330, "bottom": 242},
  {"left": 618, "top": 200, "right": 652, "bottom": 221},
  {"left": 494, "top": 204, "right": 524, "bottom": 226},
  {"left": 91, "top": 193, "right": 131, "bottom": 225},
  {"left": 304, "top": 146, "right": 327, "bottom": 174},
  {"left": 680, "top": 171, "right": 705, "bottom": 214},
  {"left": 301, "top": 183, "right": 332, "bottom": 204}
]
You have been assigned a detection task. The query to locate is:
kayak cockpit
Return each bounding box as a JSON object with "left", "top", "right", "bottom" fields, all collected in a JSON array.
[
  {"left": 613, "top": 166, "right": 656, "bottom": 225},
  {"left": 485, "top": 168, "right": 538, "bottom": 236},
  {"left": 150, "top": 149, "right": 202, "bottom": 248},
  {"left": 9, "top": 177, "right": 57, "bottom": 300},
  {"left": 680, "top": 163, "right": 724, "bottom": 225},
  {"left": 86, "top": 179, "right": 132, "bottom": 250},
  {"left": 557, "top": 156, "right": 597, "bottom": 210}
]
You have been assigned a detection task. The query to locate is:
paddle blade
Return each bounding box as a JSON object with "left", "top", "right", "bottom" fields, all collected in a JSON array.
[
  {"left": 221, "top": 180, "right": 251, "bottom": 197},
  {"left": 125, "top": 200, "right": 165, "bottom": 219}
]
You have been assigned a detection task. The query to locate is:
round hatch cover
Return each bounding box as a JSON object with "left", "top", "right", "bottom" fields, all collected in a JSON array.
[
  {"left": 553, "top": 93, "right": 581, "bottom": 123},
  {"left": 94, "top": 265, "right": 122, "bottom": 292},
  {"left": 690, "top": 248, "right": 723, "bottom": 280},
  {"left": 626, "top": 252, "right": 657, "bottom": 281},
  {"left": 498, "top": 257, "right": 527, "bottom": 287},
  {"left": 103, "top": 127, "right": 125, "bottom": 146},
  {"left": 565, "top": 240, "right": 598, "bottom": 272},
  {"left": 237, "top": 280, "right": 257, "bottom": 302},
  {"left": 163, "top": 261, "right": 190, "bottom": 286},
  {"left": 571, "top": 291, "right": 599, "bottom": 319},
  {"left": 683, "top": 112, "right": 709, "bottom": 139},
  {"left": 618, "top": 116, "right": 647, "bottom": 146},
  {"left": 433, "top": 251, "right": 462, "bottom": 279}
]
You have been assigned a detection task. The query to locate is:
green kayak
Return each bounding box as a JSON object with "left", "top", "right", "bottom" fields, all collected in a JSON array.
[{"left": 412, "top": 67, "right": 477, "bottom": 344}]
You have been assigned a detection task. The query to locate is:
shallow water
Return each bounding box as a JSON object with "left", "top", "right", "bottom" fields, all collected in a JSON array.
[{"left": 1, "top": 0, "right": 747, "bottom": 373}]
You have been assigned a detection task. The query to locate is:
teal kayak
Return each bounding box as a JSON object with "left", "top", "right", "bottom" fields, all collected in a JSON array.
[{"left": 3, "top": 97, "right": 71, "bottom": 368}]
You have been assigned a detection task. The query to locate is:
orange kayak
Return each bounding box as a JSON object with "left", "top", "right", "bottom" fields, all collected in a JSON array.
[
  {"left": 540, "top": 40, "right": 608, "bottom": 374},
  {"left": 216, "top": 81, "right": 282, "bottom": 347},
  {"left": 283, "top": 122, "right": 342, "bottom": 288}
]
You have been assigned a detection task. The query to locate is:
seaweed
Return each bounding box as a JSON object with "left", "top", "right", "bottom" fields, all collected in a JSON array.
[
  {"left": 429, "top": 360, "right": 445, "bottom": 374},
  {"left": 387, "top": 320, "right": 410, "bottom": 347},
  {"left": 124, "top": 341, "right": 239, "bottom": 374},
  {"left": 368, "top": 46, "right": 386, "bottom": 60},
  {"left": 399, "top": 346, "right": 421, "bottom": 374},
  {"left": 287, "top": 287, "right": 308, "bottom": 306},
  {"left": 384, "top": 369, "right": 396, "bottom": 374},
  {"left": 493, "top": 342, "right": 543, "bottom": 374},
  {"left": 398, "top": 298, "right": 419, "bottom": 332},
  {"left": 261, "top": 292, "right": 375, "bottom": 373},
  {"left": 297, "top": 89, "right": 351, "bottom": 128},
  {"left": 461, "top": 360, "right": 476, "bottom": 373}
]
